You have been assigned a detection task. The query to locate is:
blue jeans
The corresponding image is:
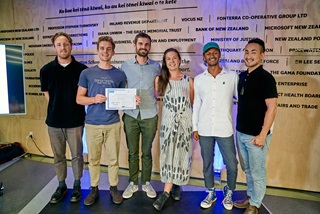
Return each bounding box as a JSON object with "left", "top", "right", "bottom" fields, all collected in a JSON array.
[
  {"left": 199, "top": 135, "right": 238, "bottom": 190},
  {"left": 236, "top": 131, "right": 272, "bottom": 208}
]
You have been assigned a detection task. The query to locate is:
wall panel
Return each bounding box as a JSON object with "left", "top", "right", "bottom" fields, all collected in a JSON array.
[{"left": 0, "top": 0, "right": 319, "bottom": 191}]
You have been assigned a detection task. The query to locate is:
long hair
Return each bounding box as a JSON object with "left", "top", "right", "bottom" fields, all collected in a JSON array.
[{"left": 157, "top": 48, "right": 181, "bottom": 96}]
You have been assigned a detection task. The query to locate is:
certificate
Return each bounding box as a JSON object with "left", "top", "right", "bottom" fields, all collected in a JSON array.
[{"left": 105, "top": 88, "right": 136, "bottom": 110}]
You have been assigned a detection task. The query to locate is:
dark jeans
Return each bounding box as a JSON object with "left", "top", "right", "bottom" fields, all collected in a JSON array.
[{"left": 122, "top": 113, "right": 158, "bottom": 185}]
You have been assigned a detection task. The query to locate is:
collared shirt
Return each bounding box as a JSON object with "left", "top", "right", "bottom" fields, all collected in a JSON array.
[
  {"left": 40, "top": 56, "right": 87, "bottom": 128},
  {"left": 121, "top": 57, "right": 161, "bottom": 119},
  {"left": 236, "top": 65, "right": 277, "bottom": 136},
  {"left": 193, "top": 68, "right": 238, "bottom": 137}
]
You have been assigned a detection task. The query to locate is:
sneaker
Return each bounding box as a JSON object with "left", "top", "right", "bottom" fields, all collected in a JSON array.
[
  {"left": 70, "top": 186, "right": 82, "bottom": 203},
  {"left": 200, "top": 189, "right": 217, "bottom": 209},
  {"left": 110, "top": 186, "right": 123, "bottom": 204},
  {"left": 171, "top": 184, "right": 180, "bottom": 201},
  {"left": 84, "top": 186, "right": 99, "bottom": 206},
  {"left": 50, "top": 186, "right": 68, "bottom": 204},
  {"left": 122, "top": 182, "right": 138, "bottom": 199},
  {"left": 222, "top": 185, "right": 233, "bottom": 210},
  {"left": 153, "top": 192, "right": 170, "bottom": 211},
  {"left": 142, "top": 181, "right": 157, "bottom": 198}
]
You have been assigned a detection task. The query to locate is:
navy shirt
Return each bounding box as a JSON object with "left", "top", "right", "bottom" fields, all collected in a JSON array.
[
  {"left": 78, "top": 65, "right": 126, "bottom": 125},
  {"left": 236, "top": 65, "right": 278, "bottom": 136}
]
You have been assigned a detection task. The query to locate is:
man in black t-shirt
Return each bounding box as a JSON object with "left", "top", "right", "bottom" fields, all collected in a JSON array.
[
  {"left": 40, "top": 32, "right": 87, "bottom": 204},
  {"left": 234, "top": 38, "right": 278, "bottom": 214}
]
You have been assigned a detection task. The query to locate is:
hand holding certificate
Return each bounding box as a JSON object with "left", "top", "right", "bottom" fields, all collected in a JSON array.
[{"left": 105, "top": 88, "right": 137, "bottom": 110}]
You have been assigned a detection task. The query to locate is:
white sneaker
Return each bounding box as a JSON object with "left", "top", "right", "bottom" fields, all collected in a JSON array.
[
  {"left": 142, "top": 182, "right": 157, "bottom": 198},
  {"left": 122, "top": 182, "right": 138, "bottom": 199},
  {"left": 200, "top": 189, "right": 217, "bottom": 209},
  {"left": 222, "top": 185, "right": 233, "bottom": 210}
]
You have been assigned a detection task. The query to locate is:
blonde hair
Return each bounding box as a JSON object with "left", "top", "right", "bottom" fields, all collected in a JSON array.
[{"left": 51, "top": 32, "right": 72, "bottom": 45}]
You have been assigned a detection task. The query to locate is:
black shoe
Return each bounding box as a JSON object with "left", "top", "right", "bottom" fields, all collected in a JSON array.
[
  {"left": 153, "top": 192, "right": 170, "bottom": 211},
  {"left": 110, "top": 186, "right": 123, "bottom": 204},
  {"left": 171, "top": 184, "right": 180, "bottom": 201},
  {"left": 50, "top": 186, "right": 68, "bottom": 204},
  {"left": 84, "top": 186, "right": 99, "bottom": 206},
  {"left": 70, "top": 186, "right": 82, "bottom": 203},
  {"left": 0, "top": 182, "right": 4, "bottom": 196}
]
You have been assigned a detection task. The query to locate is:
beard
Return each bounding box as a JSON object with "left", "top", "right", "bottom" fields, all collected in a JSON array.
[
  {"left": 58, "top": 50, "right": 70, "bottom": 59},
  {"left": 136, "top": 48, "right": 149, "bottom": 57}
]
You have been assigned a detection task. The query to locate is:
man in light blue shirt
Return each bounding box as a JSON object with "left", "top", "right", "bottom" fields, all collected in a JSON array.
[{"left": 121, "top": 32, "right": 161, "bottom": 199}]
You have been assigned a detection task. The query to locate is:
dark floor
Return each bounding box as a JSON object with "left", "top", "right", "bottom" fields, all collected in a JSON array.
[
  {"left": 0, "top": 158, "right": 319, "bottom": 214},
  {"left": 41, "top": 190, "right": 269, "bottom": 214}
]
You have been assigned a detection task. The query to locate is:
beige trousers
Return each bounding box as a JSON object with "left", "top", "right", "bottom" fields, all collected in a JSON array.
[{"left": 85, "top": 122, "right": 121, "bottom": 187}]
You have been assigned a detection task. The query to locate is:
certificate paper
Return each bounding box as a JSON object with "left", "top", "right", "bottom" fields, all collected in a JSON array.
[{"left": 105, "top": 88, "right": 136, "bottom": 110}]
